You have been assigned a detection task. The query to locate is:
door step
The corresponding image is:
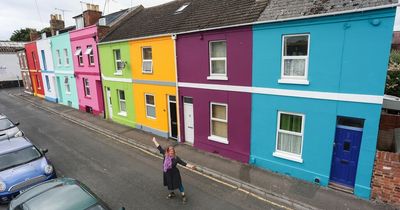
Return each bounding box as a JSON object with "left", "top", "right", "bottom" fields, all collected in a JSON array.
[{"left": 328, "top": 182, "right": 354, "bottom": 194}]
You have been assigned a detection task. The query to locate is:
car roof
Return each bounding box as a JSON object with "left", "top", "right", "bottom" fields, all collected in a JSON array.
[
  {"left": 11, "top": 178, "right": 100, "bottom": 210},
  {"left": 0, "top": 137, "right": 32, "bottom": 155}
]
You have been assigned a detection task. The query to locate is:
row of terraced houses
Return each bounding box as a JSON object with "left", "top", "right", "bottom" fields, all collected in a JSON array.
[{"left": 16, "top": 0, "right": 397, "bottom": 200}]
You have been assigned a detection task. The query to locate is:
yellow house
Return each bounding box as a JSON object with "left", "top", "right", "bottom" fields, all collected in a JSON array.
[{"left": 130, "top": 35, "right": 178, "bottom": 139}]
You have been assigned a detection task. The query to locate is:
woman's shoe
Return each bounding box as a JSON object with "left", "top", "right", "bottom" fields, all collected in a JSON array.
[
  {"left": 166, "top": 192, "right": 176, "bottom": 199},
  {"left": 182, "top": 195, "right": 187, "bottom": 203}
]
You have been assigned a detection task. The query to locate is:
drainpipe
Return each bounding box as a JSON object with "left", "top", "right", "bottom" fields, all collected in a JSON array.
[
  {"left": 172, "top": 34, "right": 181, "bottom": 143},
  {"left": 94, "top": 31, "right": 107, "bottom": 119}
]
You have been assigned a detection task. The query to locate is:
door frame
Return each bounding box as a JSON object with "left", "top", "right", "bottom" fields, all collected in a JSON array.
[
  {"left": 105, "top": 87, "right": 113, "bottom": 119},
  {"left": 167, "top": 95, "right": 178, "bottom": 140}
]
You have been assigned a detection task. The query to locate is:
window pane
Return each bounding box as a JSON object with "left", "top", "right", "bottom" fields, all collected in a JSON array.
[
  {"left": 114, "top": 50, "right": 121, "bottom": 60},
  {"left": 119, "top": 90, "right": 125, "bottom": 100},
  {"left": 284, "top": 35, "right": 308, "bottom": 56},
  {"left": 212, "top": 104, "right": 226, "bottom": 120},
  {"left": 277, "top": 132, "right": 302, "bottom": 155},
  {"left": 280, "top": 113, "right": 302, "bottom": 133},
  {"left": 283, "top": 59, "right": 305, "bottom": 76},
  {"left": 146, "top": 106, "right": 156, "bottom": 118},
  {"left": 116, "top": 61, "right": 124, "bottom": 70},
  {"left": 143, "top": 48, "right": 152, "bottom": 60},
  {"left": 211, "top": 41, "right": 226, "bottom": 58},
  {"left": 146, "top": 95, "right": 154, "bottom": 105},
  {"left": 120, "top": 101, "right": 126, "bottom": 112},
  {"left": 211, "top": 60, "right": 226, "bottom": 74},
  {"left": 212, "top": 121, "right": 227, "bottom": 138},
  {"left": 143, "top": 61, "right": 152, "bottom": 72}
]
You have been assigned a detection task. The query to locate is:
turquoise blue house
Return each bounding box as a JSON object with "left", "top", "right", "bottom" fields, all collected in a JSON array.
[
  {"left": 50, "top": 31, "right": 79, "bottom": 109},
  {"left": 250, "top": 1, "right": 396, "bottom": 199}
]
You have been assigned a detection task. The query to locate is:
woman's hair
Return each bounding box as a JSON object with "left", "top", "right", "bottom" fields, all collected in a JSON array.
[{"left": 166, "top": 146, "right": 175, "bottom": 154}]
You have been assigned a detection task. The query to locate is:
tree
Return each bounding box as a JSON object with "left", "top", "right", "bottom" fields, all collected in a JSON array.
[{"left": 10, "top": 28, "right": 35, "bottom": 42}]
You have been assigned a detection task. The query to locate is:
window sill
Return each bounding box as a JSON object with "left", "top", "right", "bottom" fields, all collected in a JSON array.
[
  {"left": 118, "top": 112, "right": 127, "bottom": 117},
  {"left": 84, "top": 95, "right": 91, "bottom": 99},
  {"left": 114, "top": 72, "right": 123, "bottom": 76},
  {"left": 273, "top": 151, "right": 303, "bottom": 163},
  {"left": 146, "top": 115, "right": 156, "bottom": 120},
  {"left": 208, "top": 135, "right": 229, "bottom": 144},
  {"left": 278, "top": 79, "right": 309, "bottom": 85},
  {"left": 207, "top": 76, "right": 228, "bottom": 81},
  {"left": 66, "top": 92, "right": 71, "bottom": 95},
  {"left": 142, "top": 71, "right": 153, "bottom": 74}
]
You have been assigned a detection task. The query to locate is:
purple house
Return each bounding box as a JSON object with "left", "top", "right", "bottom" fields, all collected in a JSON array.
[{"left": 177, "top": 26, "right": 257, "bottom": 163}]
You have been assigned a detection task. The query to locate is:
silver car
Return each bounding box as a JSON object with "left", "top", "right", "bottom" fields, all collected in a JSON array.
[{"left": 0, "top": 114, "right": 23, "bottom": 140}]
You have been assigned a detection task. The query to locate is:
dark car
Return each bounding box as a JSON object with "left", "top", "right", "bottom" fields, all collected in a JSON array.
[{"left": 8, "top": 178, "right": 112, "bottom": 210}]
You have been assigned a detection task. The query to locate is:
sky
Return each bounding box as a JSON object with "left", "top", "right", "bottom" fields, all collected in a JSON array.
[
  {"left": 0, "top": 0, "right": 400, "bottom": 40},
  {"left": 0, "top": 0, "right": 173, "bottom": 40}
]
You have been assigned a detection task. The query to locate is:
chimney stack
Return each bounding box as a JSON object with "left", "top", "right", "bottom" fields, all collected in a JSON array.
[
  {"left": 50, "top": 14, "right": 65, "bottom": 36},
  {"left": 82, "top": 4, "right": 102, "bottom": 27}
]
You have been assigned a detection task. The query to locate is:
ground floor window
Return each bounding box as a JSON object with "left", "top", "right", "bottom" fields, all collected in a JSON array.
[
  {"left": 37, "top": 76, "right": 41, "bottom": 90},
  {"left": 45, "top": 76, "right": 51, "bottom": 92},
  {"left": 64, "top": 76, "right": 70, "bottom": 94},
  {"left": 145, "top": 94, "right": 156, "bottom": 119},
  {"left": 117, "top": 90, "right": 126, "bottom": 115},
  {"left": 83, "top": 78, "right": 90, "bottom": 97},
  {"left": 274, "top": 111, "right": 304, "bottom": 162},
  {"left": 209, "top": 102, "right": 228, "bottom": 144}
]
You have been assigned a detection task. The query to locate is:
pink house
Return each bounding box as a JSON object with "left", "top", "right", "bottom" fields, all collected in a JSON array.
[{"left": 69, "top": 4, "right": 138, "bottom": 115}]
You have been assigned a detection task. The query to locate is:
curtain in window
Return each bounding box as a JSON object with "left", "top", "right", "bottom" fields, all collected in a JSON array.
[
  {"left": 146, "top": 106, "right": 155, "bottom": 117},
  {"left": 120, "top": 101, "right": 126, "bottom": 112},
  {"left": 277, "top": 132, "right": 302, "bottom": 155},
  {"left": 284, "top": 59, "right": 305, "bottom": 76},
  {"left": 211, "top": 42, "right": 226, "bottom": 58},
  {"left": 212, "top": 121, "right": 227, "bottom": 138}
]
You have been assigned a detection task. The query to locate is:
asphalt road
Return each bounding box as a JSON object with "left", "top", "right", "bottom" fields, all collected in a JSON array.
[{"left": 0, "top": 89, "right": 284, "bottom": 210}]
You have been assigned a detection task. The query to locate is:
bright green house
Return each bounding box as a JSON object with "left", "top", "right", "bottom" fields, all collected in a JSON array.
[
  {"left": 50, "top": 32, "right": 79, "bottom": 109},
  {"left": 98, "top": 42, "right": 136, "bottom": 127}
]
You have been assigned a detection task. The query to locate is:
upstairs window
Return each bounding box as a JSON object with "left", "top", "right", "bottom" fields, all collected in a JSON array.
[
  {"left": 280, "top": 34, "right": 309, "bottom": 84},
  {"left": 209, "top": 41, "right": 227, "bottom": 80},
  {"left": 142, "top": 47, "right": 152, "bottom": 74},
  {"left": 83, "top": 78, "right": 90, "bottom": 97},
  {"left": 41, "top": 50, "right": 47, "bottom": 70},
  {"left": 64, "top": 49, "right": 69, "bottom": 65},
  {"left": 75, "top": 47, "right": 83, "bottom": 66},
  {"left": 22, "top": 53, "right": 28, "bottom": 69},
  {"left": 56, "top": 50, "right": 62, "bottom": 66},
  {"left": 113, "top": 49, "right": 124, "bottom": 74},
  {"left": 32, "top": 52, "right": 37, "bottom": 69},
  {"left": 76, "top": 17, "right": 84, "bottom": 29},
  {"left": 85, "top": 45, "right": 95, "bottom": 66}
]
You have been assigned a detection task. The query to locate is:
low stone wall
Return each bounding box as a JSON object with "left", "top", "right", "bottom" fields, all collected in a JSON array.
[{"left": 371, "top": 151, "right": 400, "bottom": 208}]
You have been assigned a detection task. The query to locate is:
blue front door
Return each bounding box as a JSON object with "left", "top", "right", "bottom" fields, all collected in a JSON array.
[{"left": 329, "top": 125, "right": 362, "bottom": 187}]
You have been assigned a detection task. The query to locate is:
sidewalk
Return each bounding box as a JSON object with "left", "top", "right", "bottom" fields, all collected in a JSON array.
[{"left": 13, "top": 92, "right": 395, "bottom": 210}]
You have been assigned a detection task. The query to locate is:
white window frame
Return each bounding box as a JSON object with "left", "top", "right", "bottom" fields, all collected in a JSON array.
[
  {"left": 76, "top": 47, "right": 83, "bottom": 66},
  {"left": 56, "top": 49, "right": 62, "bottom": 66},
  {"left": 45, "top": 75, "right": 51, "bottom": 92},
  {"left": 22, "top": 53, "right": 28, "bottom": 69},
  {"left": 85, "top": 45, "right": 95, "bottom": 66},
  {"left": 83, "top": 78, "right": 90, "bottom": 97},
  {"left": 279, "top": 34, "right": 310, "bottom": 85},
  {"left": 208, "top": 40, "right": 227, "bottom": 81},
  {"left": 142, "top": 47, "right": 153, "bottom": 74},
  {"left": 64, "top": 48, "right": 69, "bottom": 66},
  {"left": 273, "top": 111, "right": 305, "bottom": 163},
  {"left": 208, "top": 102, "right": 228, "bottom": 144},
  {"left": 113, "top": 49, "right": 123, "bottom": 75},
  {"left": 145, "top": 93, "right": 156, "bottom": 119},
  {"left": 117, "top": 90, "right": 127, "bottom": 116},
  {"left": 64, "top": 76, "right": 70, "bottom": 94}
]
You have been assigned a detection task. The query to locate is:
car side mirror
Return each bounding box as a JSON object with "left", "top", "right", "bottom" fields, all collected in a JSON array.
[
  {"left": 41, "top": 149, "right": 48, "bottom": 154},
  {"left": 14, "top": 122, "right": 20, "bottom": 126}
]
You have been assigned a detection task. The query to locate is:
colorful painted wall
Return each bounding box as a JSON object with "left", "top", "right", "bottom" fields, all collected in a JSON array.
[
  {"left": 36, "top": 38, "right": 58, "bottom": 102},
  {"left": 130, "top": 36, "right": 177, "bottom": 138},
  {"left": 51, "top": 32, "right": 79, "bottom": 109},
  {"left": 25, "top": 42, "right": 44, "bottom": 98},
  {"left": 251, "top": 8, "right": 395, "bottom": 199},
  {"left": 99, "top": 41, "right": 136, "bottom": 127},
  {"left": 177, "top": 27, "right": 253, "bottom": 162},
  {"left": 70, "top": 25, "right": 104, "bottom": 115}
]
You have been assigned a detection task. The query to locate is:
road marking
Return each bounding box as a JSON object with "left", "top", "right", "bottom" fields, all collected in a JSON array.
[{"left": 11, "top": 93, "right": 293, "bottom": 210}]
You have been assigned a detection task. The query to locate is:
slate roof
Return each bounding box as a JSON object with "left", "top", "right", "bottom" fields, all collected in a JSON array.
[
  {"left": 258, "top": 0, "right": 397, "bottom": 22},
  {"left": 101, "top": 0, "right": 269, "bottom": 42},
  {"left": 104, "top": 9, "right": 129, "bottom": 25}
]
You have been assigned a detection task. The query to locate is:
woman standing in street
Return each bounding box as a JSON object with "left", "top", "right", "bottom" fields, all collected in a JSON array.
[{"left": 152, "top": 137, "right": 195, "bottom": 203}]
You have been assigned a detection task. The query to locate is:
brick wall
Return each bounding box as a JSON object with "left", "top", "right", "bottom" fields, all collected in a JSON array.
[
  {"left": 371, "top": 151, "right": 400, "bottom": 208},
  {"left": 377, "top": 113, "right": 400, "bottom": 152}
]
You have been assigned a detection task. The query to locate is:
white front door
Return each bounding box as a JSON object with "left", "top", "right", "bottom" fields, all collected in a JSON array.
[
  {"left": 183, "top": 97, "right": 194, "bottom": 144},
  {"left": 106, "top": 87, "right": 113, "bottom": 119}
]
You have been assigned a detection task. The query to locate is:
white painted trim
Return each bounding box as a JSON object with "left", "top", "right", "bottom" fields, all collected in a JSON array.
[
  {"left": 209, "top": 40, "right": 227, "bottom": 78},
  {"left": 207, "top": 75, "right": 228, "bottom": 81},
  {"left": 101, "top": 74, "right": 133, "bottom": 83},
  {"left": 142, "top": 47, "right": 153, "bottom": 74},
  {"left": 210, "top": 102, "right": 228, "bottom": 142},
  {"left": 208, "top": 135, "right": 229, "bottom": 144},
  {"left": 178, "top": 82, "right": 383, "bottom": 104},
  {"left": 117, "top": 111, "right": 127, "bottom": 117},
  {"left": 278, "top": 79, "right": 310, "bottom": 85},
  {"left": 273, "top": 151, "right": 303, "bottom": 163},
  {"left": 117, "top": 89, "right": 127, "bottom": 113},
  {"left": 281, "top": 34, "right": 310, "bottom": 81},
  {"left": 55, "top": 71, "right": 74, "bottom": 75},
  {"left": 145, "top": 93, "right": 156, "bottom": 119}
]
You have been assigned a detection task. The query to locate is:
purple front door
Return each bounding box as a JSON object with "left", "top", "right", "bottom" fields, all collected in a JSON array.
[{"left": 329, "top": 125, "right": 362, "bottom": 187}]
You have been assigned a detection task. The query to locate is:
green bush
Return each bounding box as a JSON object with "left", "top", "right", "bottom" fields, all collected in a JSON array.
[
  {"left": 390, "top": 50, "right": 400, "bottom": 64},
  {"left": 385, "top": 71, "right": 400, "bottom": 97}
]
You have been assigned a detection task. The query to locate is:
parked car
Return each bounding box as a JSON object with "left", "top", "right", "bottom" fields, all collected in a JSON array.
[
  {"left": 8, "top": 178, "right": 115, "bottom": 210},
  {"left": 0, "top": 137, "right": 56, "bottom": 203},
  {"left": 0, "top": 114, "right": 23, "bottom": 140}
]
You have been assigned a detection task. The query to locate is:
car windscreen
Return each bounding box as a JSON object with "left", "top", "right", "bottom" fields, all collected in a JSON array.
[
  {"left": 0, "top": 118, "right": 14, "bottom": 131},
  {"left": 0, "top": 146, "right": 42, "bottom": 171}
]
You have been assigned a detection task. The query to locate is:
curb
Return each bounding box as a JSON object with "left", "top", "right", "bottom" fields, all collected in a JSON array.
[{"left": 12, "top": 93, "right": 319, "bottom": 210}]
